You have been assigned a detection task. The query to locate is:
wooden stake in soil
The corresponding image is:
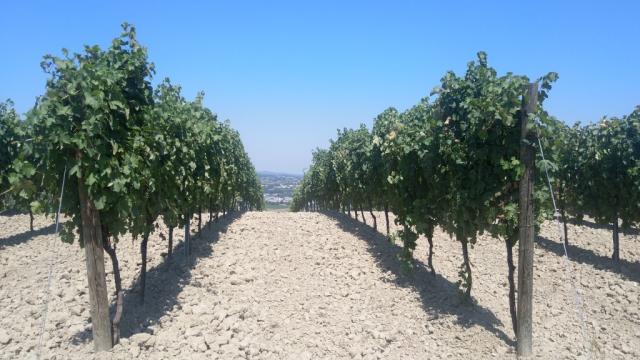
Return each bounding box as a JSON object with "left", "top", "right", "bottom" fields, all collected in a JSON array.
[
  {"left": 184, "top": 213, "right": 191, "bottom": 257},
  {"left": 102, "top": 234, "right": 123, "bottom": 345},
  {"left": 78, "top": 178, "right": 113, "bottom": 351},
  {"left": 612, "top": 213, "right": 620, "bottom": 261},
  {"left": 517, "top": 82, "right": 538, "bottom": 358}
]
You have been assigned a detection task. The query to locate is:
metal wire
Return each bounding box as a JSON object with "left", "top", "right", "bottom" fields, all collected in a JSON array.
[
  {"left": 37, "top": 165, "right": 67, "bottom": 359},
  {"left": 537, "top": 137, "right": 592, "bottom": 359}
]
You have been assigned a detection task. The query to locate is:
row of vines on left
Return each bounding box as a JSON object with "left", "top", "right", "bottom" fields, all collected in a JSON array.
[{"left": 0, "top": 23, "right": 264, "bottom": 350}]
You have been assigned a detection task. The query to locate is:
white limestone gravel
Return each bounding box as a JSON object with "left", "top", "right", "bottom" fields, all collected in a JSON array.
[{"left": 0, "top": 211, "right": 638, "bottom": 359}]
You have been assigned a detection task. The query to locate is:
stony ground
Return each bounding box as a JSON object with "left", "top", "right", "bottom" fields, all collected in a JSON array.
[{"left": 0, "top": 211, "right": 638, "bottom": 359}]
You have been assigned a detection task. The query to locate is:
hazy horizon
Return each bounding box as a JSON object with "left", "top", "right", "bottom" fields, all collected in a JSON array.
[{"left": 257, "top": 170, "right": 303, "bottom": 177}]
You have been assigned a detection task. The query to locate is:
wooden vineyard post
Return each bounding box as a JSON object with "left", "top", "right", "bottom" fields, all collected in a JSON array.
[
  {"left": 517, "top": 82, "right": 538, "bottom": 358},
  {"left": 185, "top": 212, "right": 191, "bottom": 257},
  {"left": 77, "top": 175, "right": 113, "bottom": 351}
]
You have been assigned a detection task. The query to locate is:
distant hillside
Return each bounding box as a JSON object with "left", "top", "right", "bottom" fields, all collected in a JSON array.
[
  {"left": 258, "top": 171, "right": 302, "bottom": 207},
  {"left": 257, "top": 170, "right": 303, "bottom": 177}
]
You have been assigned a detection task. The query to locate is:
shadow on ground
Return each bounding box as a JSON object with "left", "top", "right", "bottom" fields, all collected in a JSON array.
[
  {"left": 536, "top": 235, "right": 640, "bottom": 283},
  {"left": 0, "top": 223, "right": 57, "bottom": 250},
  {"left": 322, "top": 211, "right": 515, "bottom": 348},
  {"left": 71, "top": 211, "right": 243, "bottom": 344},
  {"left": 567, "top": 218, "right": 640, "bottom": 236}
]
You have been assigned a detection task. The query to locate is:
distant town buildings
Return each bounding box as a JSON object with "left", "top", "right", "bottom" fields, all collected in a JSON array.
[
  {"left": 264, "top": 195, "right": 293, "bottom": 204},
  {"left": 258, "top": 172, "right": 301, "bottom": 206}
]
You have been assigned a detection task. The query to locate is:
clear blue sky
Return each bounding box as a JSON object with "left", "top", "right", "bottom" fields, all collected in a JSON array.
[{"left": 1, "top": 1, "right": 638, "bottom": 174}]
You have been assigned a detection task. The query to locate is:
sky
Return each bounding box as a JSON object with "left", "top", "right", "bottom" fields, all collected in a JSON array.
[{"left": 1, "top": 1, "right": 639, "bottom": 174}]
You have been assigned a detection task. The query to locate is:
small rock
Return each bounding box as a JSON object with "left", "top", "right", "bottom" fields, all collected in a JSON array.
[
  {"left": 130, "top": 332, "right": 153, "bottom": 348},
  {"left": 214, "top": 308, "right": 228, "bottom": 321},
  {"left": 128, "top": 344, "right": 141, "bottom": 358},
  {"left": 48, "top": 312, "right": 67, "bottom": 327},
  {"left": 0, "top": 329, "right": 12, "bottom": 345},
  {"left": 247, "top": 343, "right": 260, "bottom": 356},
  {"left": 424, "top": 324, "right": 434, "bottom": 335},
  {"left": 189, "top": 336, "right": 208, "bottom": 352},
  {"left": 218, "top": 314, "right": 240, "bottom": 332},
  {"left": 349, "top": 345, "right": 361, "bottom": 358},
  {"left": 186, "top": 327, "right": 202, "bottom": 337},
  {"left": 619, "top": 343, "right": 632, "bottom": 354},
  {"left": 193, "top": 304, "right": 210, "bottom": 315},
  {"left": 211, "top": 331, "right": 233, "bottom": 347},
  {"left": 384, "top": 332, "right": 398, "bottom": 343}
]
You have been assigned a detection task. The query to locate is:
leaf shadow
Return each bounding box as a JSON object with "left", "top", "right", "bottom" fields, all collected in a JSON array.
[
  {"left": 567, "top": 218, "right": 640, "bottom": 236},
  {"left": 70, "top": 211, "right": 243, "bottom": 345},
  {"left": 536, "top": 235, "right": 640, "bottom": 283},
  {"left": 321, "top": 211, "right": 516, "bottom": 348},
  {"left": 0, "top": 223, "right": 57, "bottom": 250}
]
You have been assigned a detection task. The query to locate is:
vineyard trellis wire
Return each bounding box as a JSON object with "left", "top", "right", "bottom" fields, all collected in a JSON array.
[
  {"left": 37, "top": 164, "right": 67, "bottom": 359},
  {"left": 537, "top": 136, "right": 592, "bottom": 359}
]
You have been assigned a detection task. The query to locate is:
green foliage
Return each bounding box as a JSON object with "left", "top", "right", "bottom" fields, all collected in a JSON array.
[
  {"left": 292, "top": 52, "right": 559, "bottom": 296},
  {"left": 555, "top": 110, "right": 639, "bottom": 215},
  {"left": 1, "top": 24, "right": 264, "bottom": 346},
  {"left": 580, "top": 111, "right": 640, "bottom": 227},
  {"left": 1, "top": 101, "right": 22, "bottom": 202},
  {"left": 12, "top": 24, "right": 155, "bottom": 243},
  {"left": 543, "top": 107, "right": 640, "bottom": 259},
  {"left": 7, "top": 23, "right": 263, "bottom": 243}
]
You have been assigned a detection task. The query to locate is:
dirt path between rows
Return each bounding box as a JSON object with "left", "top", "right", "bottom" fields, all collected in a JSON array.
[{"left": 1, "top": 211, "right": 638, "bottom": 359}]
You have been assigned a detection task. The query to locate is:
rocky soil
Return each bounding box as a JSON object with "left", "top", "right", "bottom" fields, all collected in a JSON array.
[{"left": 0, "top": 211, "right": 638, "bottom": 359}]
